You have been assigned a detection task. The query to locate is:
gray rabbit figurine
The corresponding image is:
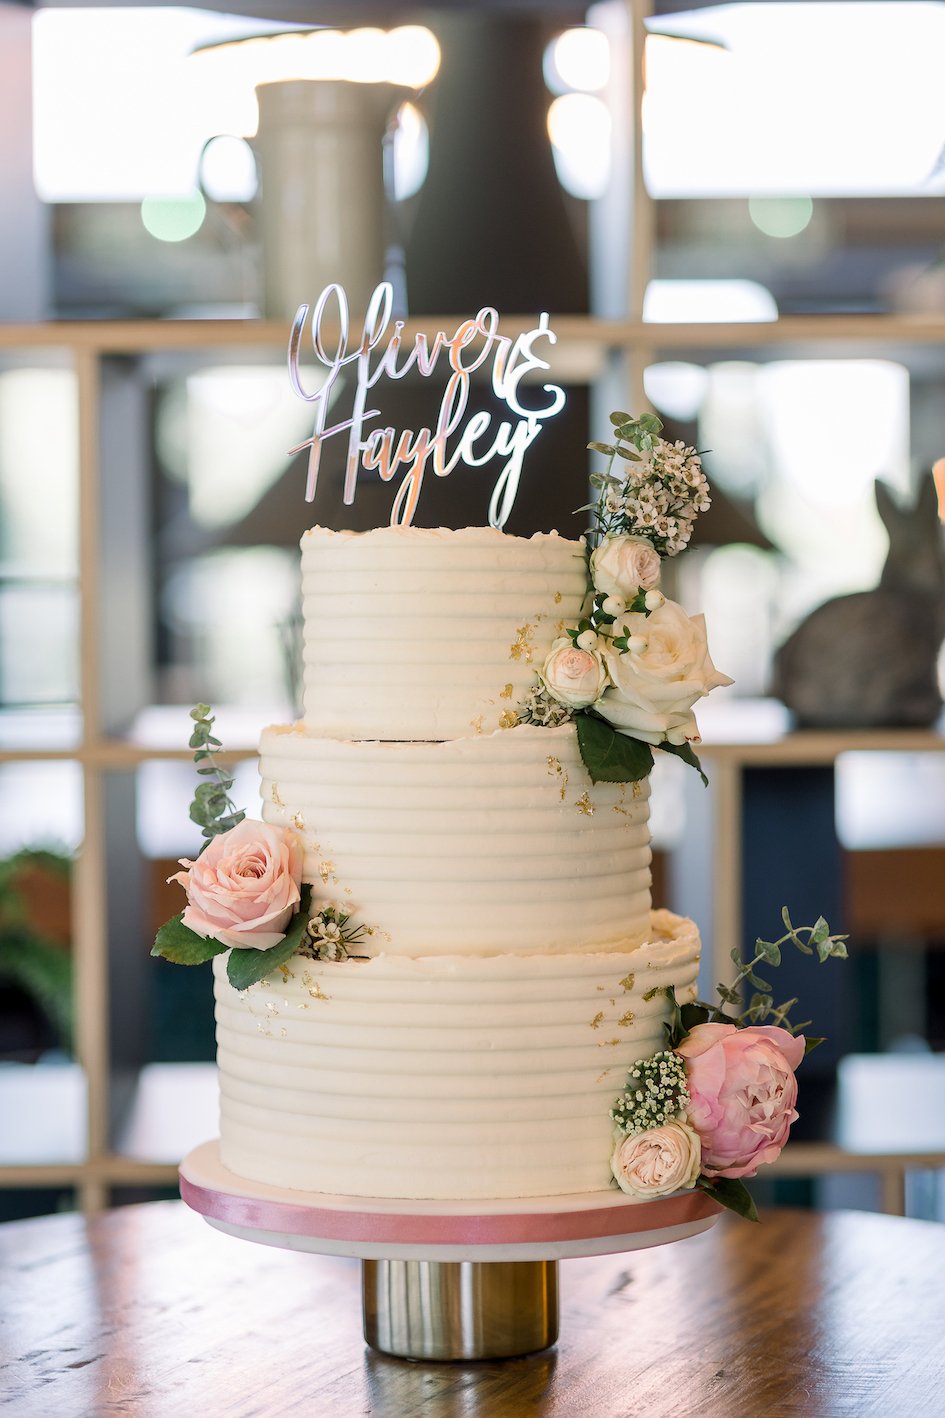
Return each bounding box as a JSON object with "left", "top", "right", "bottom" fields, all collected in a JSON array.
[{"left": 772, "top": 473, "right": 945, "bottom": 728}]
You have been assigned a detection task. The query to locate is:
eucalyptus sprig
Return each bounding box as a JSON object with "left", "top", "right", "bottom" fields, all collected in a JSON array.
[
  {"left": 663, "top": 908, "right": 849, "bottom": 1052},
  {"left": 188, "top": 704, "right": 245, "bottom": 845}
]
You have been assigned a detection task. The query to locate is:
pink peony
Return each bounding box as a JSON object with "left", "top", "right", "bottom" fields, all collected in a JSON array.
[
  {"left": 676, "top": 1022, "right": 805, "bottom": 1179},
  {"left": 170, "top": 819, "right": 303, "bottom": 951}
]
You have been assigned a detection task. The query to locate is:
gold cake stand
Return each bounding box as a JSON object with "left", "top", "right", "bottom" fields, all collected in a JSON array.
[{"left": 180, "top": 1140, "right": 720, "bottom": 1361}]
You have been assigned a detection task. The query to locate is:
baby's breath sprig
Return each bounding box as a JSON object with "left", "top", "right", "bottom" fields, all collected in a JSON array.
[
  {"left": 188, "top": 705, "right": 245, "bottom": 845},
  {"left": 611, "top": 1049, "right": 690, "bottom": 1136},
  {"left": 301, "top": 903, "right": 370, "bottom": 962},
  {"left": 585, "top": 411, "right": 711, "bottom": 557}
]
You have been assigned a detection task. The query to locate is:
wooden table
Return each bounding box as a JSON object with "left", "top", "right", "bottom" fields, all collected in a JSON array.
[{"left": 3, "top": 1201, "right": 945, "bottom": 1417}]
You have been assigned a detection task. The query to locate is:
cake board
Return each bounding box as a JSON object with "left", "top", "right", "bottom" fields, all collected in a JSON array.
[{"left": 180, "top": 1141, "right": 721, "bottom": 1360}]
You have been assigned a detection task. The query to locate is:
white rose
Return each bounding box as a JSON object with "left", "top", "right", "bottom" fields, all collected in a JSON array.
[
  {"left": 598, "top": 599, "right": 732, "bottom": 745},
  {"left": 610, "top": 1121, "right": 702, "bottom": 1199},
  {"left": 590, "top": 535, "right": 661, "bottom": 601},
  {"left": 539, "top": 637, "right": 608, "bottom": 710}
]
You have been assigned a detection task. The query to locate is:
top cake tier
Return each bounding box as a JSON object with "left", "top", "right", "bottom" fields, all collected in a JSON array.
[{"left": 301, "top": 525, "right": 588, "bottom": 741}]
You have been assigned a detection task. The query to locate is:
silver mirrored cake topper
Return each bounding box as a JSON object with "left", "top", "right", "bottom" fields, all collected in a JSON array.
[{"left": 287, "top": 281, "right": 566, "bottom": 528}]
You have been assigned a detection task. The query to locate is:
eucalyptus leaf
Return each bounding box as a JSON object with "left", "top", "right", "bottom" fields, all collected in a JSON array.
[
  {"left": 575, "top": 713, "right": 654, "bottom": 785},
  {"left": 151, "top": 913, "right": 227, "bottom": 966},
  {"left": 609, "top": 410, "right": 633, "bottom": 426},
  {"left": 587, "top": 440, "right": 617, "bottom": 456}
]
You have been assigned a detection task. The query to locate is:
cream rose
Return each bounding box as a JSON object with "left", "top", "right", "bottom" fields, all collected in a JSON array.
[
  {"left": 538, "top": 637, "right": 608, "bottom": 709},
  {"left": 170, "top": 819, "right": 303, "bottom": 951},
  {"left": 598, "top": 599, "right": 732, "bottom": 745},
  {"left": 610, "top": 1121, "right": 702, "bottom": 1199},
  {"left": 590, "top": 535, "right": 661, "bottom": 601}
]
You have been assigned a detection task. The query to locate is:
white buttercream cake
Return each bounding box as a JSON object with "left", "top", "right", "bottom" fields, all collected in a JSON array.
[{"left": 212, "top": 526, "right": 702, "bottom": 1200}]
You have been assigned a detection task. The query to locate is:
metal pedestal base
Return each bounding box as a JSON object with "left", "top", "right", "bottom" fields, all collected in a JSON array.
[{"left": 362, "top": 1258, "right": 559, "bottom": 1361}]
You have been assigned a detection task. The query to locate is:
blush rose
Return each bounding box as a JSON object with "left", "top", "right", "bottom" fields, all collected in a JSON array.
[
  {"left": 597, "top": 599, "right": 732, "bottom": 745},
  {"left": 676, "top": 1022, "right": 806, "bottom": 1179},
  {"left": 610, "top": 1121, "right": 702, "bottom": 1199},
  {"left": 170, "top": 819, "right": 303, "bottom": 951},
  {"left": 590, "top": 535, "right": 661, "bottom": 601},
  {"left": 539, "top": 637, "right": 608, "bottom": 709}
]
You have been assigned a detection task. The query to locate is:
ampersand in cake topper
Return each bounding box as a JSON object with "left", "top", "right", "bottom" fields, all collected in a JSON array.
[{"left": 287, "top": 282, "right": 567, "bottom": 527}]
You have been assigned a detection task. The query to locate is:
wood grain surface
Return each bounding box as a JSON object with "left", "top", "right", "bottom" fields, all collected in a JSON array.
[{"left": 2, "top": 1201, "right": 944, "bottom": 1417}]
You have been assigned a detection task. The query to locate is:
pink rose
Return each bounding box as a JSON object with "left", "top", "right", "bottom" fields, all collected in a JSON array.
[
  {"left": 676, "top": 1022, "right": 805, "bottom": 1179},
  {"left": 170, "top": 819, "right": 303, "bottom": 951},
  {"left": 539, "top": 637, "right": 608, "bottom": 709}
]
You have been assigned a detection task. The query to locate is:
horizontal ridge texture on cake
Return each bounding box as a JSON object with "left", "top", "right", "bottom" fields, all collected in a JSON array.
[
  {"left": 300, "top": 525, "right": 587, "bottom": 740},
  {"left": 213, "top": 910, "right": 700, "bottom": 1199},
  {"left": 259, "top": 721, "right": 652, "bottom": 956}
]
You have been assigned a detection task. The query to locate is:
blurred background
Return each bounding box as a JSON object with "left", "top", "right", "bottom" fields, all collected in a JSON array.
[{"left": 1, "top": 0, "right": 944, "bottom": 1222}]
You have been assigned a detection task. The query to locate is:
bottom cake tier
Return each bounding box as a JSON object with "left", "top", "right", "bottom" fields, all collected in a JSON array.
[{"left": 213, "top": 909, "right": 700, "bottom": 1201}]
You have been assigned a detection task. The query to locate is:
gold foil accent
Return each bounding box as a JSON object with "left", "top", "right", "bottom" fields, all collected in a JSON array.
[
  {"left": 499, "top": 709, "right": 519, "bottom": 729},
  {"left": 553, "top": 591, "right": 562, "bottom": 604},
  {"left": 470, "top": 714, "right": 484, "bottom": 735},
  {"left": 546, "top": 755, "right": 569, "bottom": 801},
  {"left": 318, "top": 860, "right": 335, "bottom": 883},
  {"left": 291, "top": 812, "right": 305, "bottom": 832},
  {"left": 599, "top": 1038, "right": 622, "bottom": 1047},
  {"left": 619, "top": 973, "right": 635, "bottom": 992},
  {"left": 632, "top": 781, "right": 642, "bottom": 799},
  {"left": 595, "top": 1070, "right": 611, "bottom": 1083},
  {"left": 509, "top": 623, "right": 535, "bottom": 663},
  {"left": 618, "top": 1010, "right": 636, "bottom": 1027},
  {"left": 590, "top": 1011, "right": 604, "bottom": 1030},
  {"left": 278, "top": 964, "right": 293, "bottom": 982},
  {"left": 500, "top": 683, "right": 514, "bottom": 700},
  {"left": 575, "top": 791, "right": 594, "bottom": 816},
  {"left": 255, "top": 1022, "right": 272, "bottom": 1036},
  {"left": 271, "top": 783, "right": 284, "bottom": 808},
  {"left": 280, "top": 1027, "right": 287, "bottom": 1039},
  {"left": 301, "top": 970, "right": 330, "bottom": 1001},
  {"left": 555, "top": 619, "right": 567, "bottom": 636}
]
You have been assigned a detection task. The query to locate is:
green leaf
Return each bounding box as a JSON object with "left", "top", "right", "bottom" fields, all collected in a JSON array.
[
  {"left": 575, "top": 713, "right": 654, "bottom": 785},
  {"left": 679, "top": 1001, "right": 711, "bottom": 1034},
  {"left": 587, "top": 440, "right": 617, "bottom": 456},
  {"left": 818, "top": 936, "right": 848, "bottom": 962},
  {"left": 745, "top": 968, "right": 772, "bottom": 992},
  {"left": 697, "top": 1175, "right": 759, "bottom": 1222},
  {"left": 656, "top": 739, "right": 708, "bottom": 786},
  {"left": 151, "top": 913, "right": 227, "bottom": 966},
  {"left": 804, "top": 1035, "right": 825, "bottom": 1054},
  {"left": 609, "top": 410, "right": 633, "bottom": 427},
  {"left": 225, "top": 885, "right": 313, "bottom": 991},
  {"left": 756, "top": 937, "right": 782, "bottom": 966},
  {"left": 810, "top": 915, "right": 830, "bottom": 944}
]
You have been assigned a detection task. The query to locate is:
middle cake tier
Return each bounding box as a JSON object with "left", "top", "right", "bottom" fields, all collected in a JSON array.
[{"left": 259, "top": 722, "right": 653, "bottom": 957}]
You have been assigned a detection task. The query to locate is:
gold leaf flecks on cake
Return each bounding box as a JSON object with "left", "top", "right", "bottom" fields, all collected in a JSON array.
[
  {"left": 509, "top": 623, "right": 535, "bottom": 663},
  {"left": 596, "top": 984, "right": 607, "bottom": 992},
  {"left": 499, "top": 683, "right": 514, "bottom": 700},
  {"left": 546, "top": 755, "right": 569, "bottom": 801},
  {"left": 255, "top": 1022, "right": 272, "bottom": 1037},
  {"left": 317, "top": 860, "right": 335, "bottom": 883},
  {"left": 279, "top": 1027, "right": 287, "bottom": 1039},
  {"left": 575, "top": 791, "right": 594, "bottom": 816},
  {"left": 278, "top": 964, "right": 293, "bottom": 982},
  {"left": 301, "top": 970, "right": 330, "bottom": 1001},
  {"left": 271, "top": 783, "right": 284, "bottom": 808},
  {"left": 595, "top": 1070, "right": 611, "bottom": 1083},
  {"left": 631, "top": 781, "right": 642, "bottom": 799},
  {"left": 499, "top": 709, "right": 519, "bottom": 729},
  {"left": 470, "top": 714, "right": 484, "bottom": 735},
  {"left": 265, "top": 1001, "right": 279, "bottom": 1015},
  {"left": 555, "top": 619, "right": 567, "bottom": 636},
  {"left": 618, "top": 1010, "right": 636, "bottom": 1027},
  {"left": 291, "top": 812, "right": 305, "bottom": 832},
  {"left": 599, "top": 1038, "right": 622, "bottom": 1047},
  {"left": 590, "top": 1011, "right": 605, "bottom": 1029},
  {"left": 619, "top": 973, "right": 635, "bottom": 993},
  {"left": 553, "top": 591, "right": 563, "bottom": 604}
]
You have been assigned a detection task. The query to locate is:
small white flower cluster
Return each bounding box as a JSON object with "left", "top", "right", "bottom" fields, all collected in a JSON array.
[
  {"left": 598, "top": 439, "right": 711, "bottom": 557},
  {"left": 301, "top": 903, "right": 365, "bottom": 962},
  {"left": 610, "top": 1048, "right": 691, "bottom": 1136},
  {"left": 518, "top": 682, "right": 574, "bottom": 727}
]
